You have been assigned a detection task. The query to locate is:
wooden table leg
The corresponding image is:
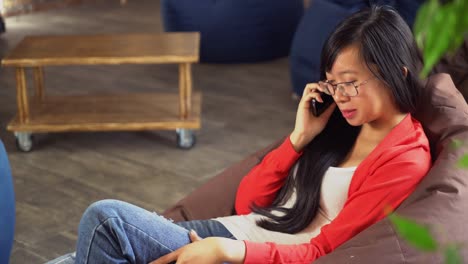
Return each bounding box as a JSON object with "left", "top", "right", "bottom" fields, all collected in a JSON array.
[
  {"left": 16, "top": 67, "right": 30, "bottom": 123},
  {"left": 33, "top": 66, "right": 44, "bottom": 100},
  {"left": 179, "top": 63, "right": 187, "bottom": 119},
  {"left": 184, "top": 63, "right": 192, "bottom": 118}
]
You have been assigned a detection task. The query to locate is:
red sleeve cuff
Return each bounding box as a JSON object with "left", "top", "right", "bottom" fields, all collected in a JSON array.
[
  {"left": 271, "top": 137, "right": 302, "bottom": 171},
  {"left": 243, "top": 240, "right": 272, "bottom": 264},
  {"left": 285, "top": 135, "right": 303, "bottom": 155}
]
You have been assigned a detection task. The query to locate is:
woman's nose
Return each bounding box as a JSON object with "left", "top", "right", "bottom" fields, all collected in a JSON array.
[{"left": 333, "top": 90, "right": 350, "bottom": 103}]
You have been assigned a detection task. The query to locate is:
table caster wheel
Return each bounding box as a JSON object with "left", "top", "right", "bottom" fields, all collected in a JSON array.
[
  {"left": 176, "top": 129, "right": 196, "bottom": 149},
  {"left": 14, "top": 132, "right": 34, "bottom": 152}
]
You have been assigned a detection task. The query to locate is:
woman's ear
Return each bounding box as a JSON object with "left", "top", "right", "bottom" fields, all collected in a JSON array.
[{"left": 402, "top": 66, "right": 408, "bottom": 78}]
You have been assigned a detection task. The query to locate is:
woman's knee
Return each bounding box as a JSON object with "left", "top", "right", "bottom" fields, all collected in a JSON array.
[{"left": 79, "top": 199, "right": 129, "bottom": 228}]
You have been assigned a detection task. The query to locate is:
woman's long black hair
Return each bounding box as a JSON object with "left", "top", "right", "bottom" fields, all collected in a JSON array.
[{"left": 252, "top": 5, "right": 423, "bottom": 234}]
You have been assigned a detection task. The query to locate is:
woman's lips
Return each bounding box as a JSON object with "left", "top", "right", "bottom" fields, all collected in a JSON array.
[{"left": 341, "top": 109, "right": 357, "bottom": 119}]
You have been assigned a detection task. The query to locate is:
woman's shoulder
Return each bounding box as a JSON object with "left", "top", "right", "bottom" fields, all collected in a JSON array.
[
  {"left": 400, "top": 114, "right": 430, "bottom": 152},
  {"left": 384, "top": 114, "right": 429, "bottom": 152},
  {"left": 361, "top": 114, "right": 431, "bottom": 172},
  {"left": 350, "top": 115, "right": 431, "bottom": 191}
]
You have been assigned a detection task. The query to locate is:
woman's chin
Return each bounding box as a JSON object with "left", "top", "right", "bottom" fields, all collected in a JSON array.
[{"left": 344, "top": 118, "right": 363, "bottom": 127}]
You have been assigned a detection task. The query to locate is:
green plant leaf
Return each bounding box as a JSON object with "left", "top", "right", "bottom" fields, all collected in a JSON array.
[
  {"left": 451, "top": 139, "right": 463, "bottom": 150},
  {"left": 413, "top": 1, "right": 429, "bottom": 36},
  {"left": 420, "top": 4, "right": 457, "bottom": 78},
  {"left": 420, "top": 63, "right": 433, "bottom": 79},
  {"left": 413, "top": 0, "right": 439, "bottom": 50},
  {"left": 416, "top": 0, "right": 468, "bottom": 78},
  {"left": 445, "top": 244, "right": 463, "bottom": 264},
  {"left": 446, "top": 1, "right": 468, "bottom": 55},
  {"left": 446, "top": 35, "right": 465, "bottom": 58},
  {"left": 458, "top": 154, "right": 468, "bottom": 169},
  {"left": 413, "top": 2, "right": 430, "bottom": 49},
  {"left": 389, "top": 213, "right": 438, "bottom": 251},
  {"left": 456, "top": 0, "right": 468, "bottom": 32}
]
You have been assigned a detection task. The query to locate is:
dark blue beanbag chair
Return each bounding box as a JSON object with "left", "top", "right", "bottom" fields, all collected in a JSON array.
[
  {"left": 161, "top": 0, "right": 304, "bottom": 63},
  {"left": 289, "top": 0, "right": 360, "bottom": 97},
  {"left": 0, "top": 141, "right": 15, "bottom": 264},
  {"left": 289, "top": 0, "right": 424, "bottom": 96}
]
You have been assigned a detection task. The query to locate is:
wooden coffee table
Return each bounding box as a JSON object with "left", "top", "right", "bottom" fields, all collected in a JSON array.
[{"left": 2, "top": 33, "right": 201, "bottom": 151}]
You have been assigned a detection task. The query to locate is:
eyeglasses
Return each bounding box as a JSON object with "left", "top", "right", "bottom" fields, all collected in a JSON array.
[{"left": 318, "top": 77, "right": 376, "bottom": 97}]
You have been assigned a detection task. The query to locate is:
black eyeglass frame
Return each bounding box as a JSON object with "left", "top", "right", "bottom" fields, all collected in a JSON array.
[{"left": 318, "top": 77, "right": 376, "bottom": 97}]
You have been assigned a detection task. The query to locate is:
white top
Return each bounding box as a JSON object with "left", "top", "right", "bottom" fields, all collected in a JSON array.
[{"left": 215, "top": 166, "right": 356, "bottom": 244}]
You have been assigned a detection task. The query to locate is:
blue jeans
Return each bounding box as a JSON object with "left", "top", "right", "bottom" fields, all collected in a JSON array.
[{"left": 74, "top": 199, "right": 235, "bottom": 264}]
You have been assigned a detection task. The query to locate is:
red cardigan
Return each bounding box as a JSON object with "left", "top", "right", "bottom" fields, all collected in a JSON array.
[{"left": 236, "top": 114, "right": 431, "bottom": 264}]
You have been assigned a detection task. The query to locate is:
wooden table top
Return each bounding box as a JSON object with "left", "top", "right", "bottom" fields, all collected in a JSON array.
[{"left": 2, "top": 32, "right": 200, "bottom": 66}]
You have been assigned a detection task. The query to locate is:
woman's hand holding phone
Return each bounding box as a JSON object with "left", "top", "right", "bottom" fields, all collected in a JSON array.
[{"left": 290, "top": 83, "right": 336, "bottom": 152}]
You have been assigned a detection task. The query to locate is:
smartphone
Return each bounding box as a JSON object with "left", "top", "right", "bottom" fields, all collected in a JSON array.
[{"left": 310, "top": 92, "right": 334, "bottom": 117}]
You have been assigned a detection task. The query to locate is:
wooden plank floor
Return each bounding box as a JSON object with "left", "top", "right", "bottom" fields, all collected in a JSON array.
[{"left": 0, "top": 0, "right": 299, "bottom": 262}]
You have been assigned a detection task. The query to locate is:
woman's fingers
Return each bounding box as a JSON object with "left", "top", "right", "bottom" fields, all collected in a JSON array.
[
  {"left": 308, "top": 92, "right": 323, "bottom": 103},
  {"left": 321, "top": 102, "right": 337, "bottom": 119},
  {"left": 303, "top": 83, "right": 324, "bottom": 103},
  {"left": 149, "top": 250, "right": 178, "bottom": 264},
  {"left": 304, "top": 83, "right": 325, "bottom": 94},
  {"left": 189, "top": 230, "right": 202, "bottom": 242},
  {"left": 300, "top": 91, "right": 323, "bottom": 108},
  {"left": 302, "top": 83, "right": 313, "bottom": 97}
]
